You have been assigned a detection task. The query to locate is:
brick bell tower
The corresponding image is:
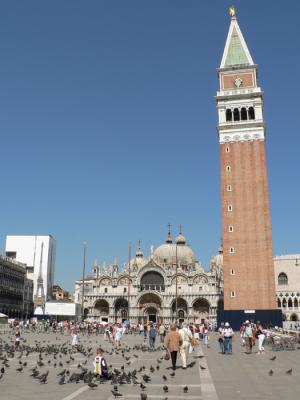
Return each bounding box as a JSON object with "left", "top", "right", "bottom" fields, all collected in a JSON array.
[{"left": 216, "top": 8, "right": 281, "bottom": 328}]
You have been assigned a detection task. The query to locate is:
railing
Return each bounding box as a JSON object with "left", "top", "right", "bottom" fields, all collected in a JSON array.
[{"left": 139, "top": 284, "right": 165, "bottom": 292}]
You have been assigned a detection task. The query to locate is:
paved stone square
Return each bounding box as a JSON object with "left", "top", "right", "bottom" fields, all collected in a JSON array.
[{"left": 0, "top": 330, "right": 300, "bottom": 400}]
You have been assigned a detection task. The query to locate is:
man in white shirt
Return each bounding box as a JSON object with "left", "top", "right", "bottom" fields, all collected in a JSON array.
[
  {"left": 178, "top": 323, "right": 193, "bottom": 369},
  {"left": 222, "top": 322, "right": 234, "bottom": 354}
]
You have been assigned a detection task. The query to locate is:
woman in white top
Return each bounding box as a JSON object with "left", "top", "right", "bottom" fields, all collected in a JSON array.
[{"left": 71, "top": 333, "right": 79, "bottom": 352}]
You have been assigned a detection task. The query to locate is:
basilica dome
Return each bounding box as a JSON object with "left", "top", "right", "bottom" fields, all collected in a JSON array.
[{"left": 153, "top": 232, "right": 196, "bottom": 267}]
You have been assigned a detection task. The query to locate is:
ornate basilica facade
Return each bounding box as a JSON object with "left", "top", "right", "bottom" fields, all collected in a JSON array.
[{"left": 75, "top": 230, "right": 224, "bottom": 325}]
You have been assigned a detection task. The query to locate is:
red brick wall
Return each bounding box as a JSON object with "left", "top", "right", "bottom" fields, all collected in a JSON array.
[
  {"left": 220, "top": 140, "right": 277, "bottom": 310},
  {"left": 221, "top": 71, "right": 255, "bottom": 90}
]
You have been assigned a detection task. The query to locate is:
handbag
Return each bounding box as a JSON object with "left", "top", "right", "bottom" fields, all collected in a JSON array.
[{"left": 164, "top": 350, "right": 170, "bottom": 361}]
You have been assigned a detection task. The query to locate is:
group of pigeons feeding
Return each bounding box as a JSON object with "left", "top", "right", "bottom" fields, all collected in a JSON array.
[{"left": 0, "top": 336, "right": 197, "bottom": 399}]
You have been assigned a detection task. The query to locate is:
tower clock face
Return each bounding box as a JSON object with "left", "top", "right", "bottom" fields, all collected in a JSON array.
[{"left": 234, "top": 77, "right": 243, "bottom": 87}]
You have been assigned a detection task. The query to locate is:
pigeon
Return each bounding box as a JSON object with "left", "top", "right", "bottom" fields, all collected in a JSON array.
[
  {"left": 200, "top": 365, "right": 206, "bottom": 370},
  {"left": 88, "top": 381, "right": 98, "bottom": 389},
  {"left": 269, "top": 356, "right": 276, "bottom": 361},
  {"left": 111, "top": 390, "right": 123, "bottom": 398},
  {"left": 286, "top": 369, "right": 292, "bottom": 375},
  {"left": 140, "top": 393, "right": 147, "bottom": 400},
  {"left": 16, "top": 366, "right": 23, "bottom": 372},
  {"left": 163, "top": 385, "right": 169, "bottom": 393},
  {"left": 57, "top": 369, "right": 66, "bottom": 376},
  {"left": 170, "top": 372, "right": 175, "bottom": 377},
  {"left": 58, "top": 375, "right": 65, "bottom": 385},
  {"left": 183, "top": 385, "right": 188, "bottom": 393},
  {"left": 162, "top": 375, "right": 167, "bottom": 381},
  {"left": 269, "top": 369, "right": 273, "bottom": 376},
  {"left": 39, "top": 371, "right": 49, "bottom": 384},
  {"left": 140, "top": 383, "right": 147, "bottom": 390}
]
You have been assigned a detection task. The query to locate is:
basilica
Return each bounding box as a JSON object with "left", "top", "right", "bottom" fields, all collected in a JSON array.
[{"left": 74, "top": 230, "right": 224, "bottom": 325}]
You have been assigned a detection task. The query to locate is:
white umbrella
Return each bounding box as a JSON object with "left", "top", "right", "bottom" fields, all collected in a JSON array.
[{"left": 0, "top": 313, "right": 8, "bottom": 318}]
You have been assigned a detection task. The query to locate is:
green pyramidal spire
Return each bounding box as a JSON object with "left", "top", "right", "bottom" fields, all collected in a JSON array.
[
  {"left": 220, "top": 15, "right": 254, "bottom": 69},
  {"left": 224, "top": 28, "right": 249, "bottom": 67}
]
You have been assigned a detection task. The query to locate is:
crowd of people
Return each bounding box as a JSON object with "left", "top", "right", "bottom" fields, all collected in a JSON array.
[
  {"left": 8, "top": 317, "right": 276, "bottom": 361},
  {"left": 217, "top": 320, "right": 267, "bottom": 355}
]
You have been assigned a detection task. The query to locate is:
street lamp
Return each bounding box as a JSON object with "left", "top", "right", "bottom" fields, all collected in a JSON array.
[{"left": 81, "top": 241, "right": 87, "bottom": 320}]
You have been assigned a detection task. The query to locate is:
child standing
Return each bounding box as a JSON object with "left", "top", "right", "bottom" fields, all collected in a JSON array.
[{"left": 93, "top": 348, "right": 108, "bottom": 378}]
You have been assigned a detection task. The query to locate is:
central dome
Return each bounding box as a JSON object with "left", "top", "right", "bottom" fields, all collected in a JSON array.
[{"left": 153, "top": 231, "right": 195, "bottom": 267}]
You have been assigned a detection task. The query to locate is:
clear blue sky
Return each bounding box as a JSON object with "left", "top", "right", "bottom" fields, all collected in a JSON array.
[{"left": 1, "top": 1, "right": 299, "bottom": 292}]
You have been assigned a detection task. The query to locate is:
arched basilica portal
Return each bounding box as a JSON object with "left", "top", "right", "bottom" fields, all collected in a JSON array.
[{"left": 75, "top": 230, "right": 223, "bottom": 325}]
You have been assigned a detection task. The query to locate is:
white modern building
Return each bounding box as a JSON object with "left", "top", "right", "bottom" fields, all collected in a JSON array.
[{"left": 5, "top": 235, "right": 56, "bottom": 313}]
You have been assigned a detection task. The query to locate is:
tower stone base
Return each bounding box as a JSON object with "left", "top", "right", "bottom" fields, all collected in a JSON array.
[{"left": 217, "top": 309, "right": 282, "bottom": 331}]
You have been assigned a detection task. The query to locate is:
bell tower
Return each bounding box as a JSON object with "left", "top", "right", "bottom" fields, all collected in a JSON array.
[{"left": 216, "top": 8, "right": 281, "bottom": 326}]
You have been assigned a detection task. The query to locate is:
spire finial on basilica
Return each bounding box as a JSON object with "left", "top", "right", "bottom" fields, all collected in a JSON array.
[
  {"left": 136, "top": 240, "right": 143, "bottom": 258},
  {"left": 166, "top": 223, "right": 173, "bottom": 244},
  {"left": 179, "top": 224, "right": 183, "bottom": 234}
]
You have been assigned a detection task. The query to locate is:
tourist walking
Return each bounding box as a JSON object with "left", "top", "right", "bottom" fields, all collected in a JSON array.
[
  {"left": 244, "top": 320, "right": 254, "bottom": 354},
  {"left": 217, "top": 322, "right": 225, "bottom": 354},
  {"left": 255, "top": 321, "right": 265, "bottom": 355},
  {"left": 179, "top": 323, "right": 193, "bottom": 369},
  {"left": 222, "top": 322, "right": 234, "bottom": 354},
  {"left": 71, "top": 332, "right": 79, "bottom": 352},
  {"left": 14, "top": 330, "right": 21, "bottom": 351},
  {"left": 202, "top": 324, "right": 209, "bottom": 346},
  {"left": 159, "top": 324, "right": 165, "bottom": 343},
  {"left": 149, "top": 323, "right": 157, "bottom": 349},
  {"left": 164, "top": 324, "right": 182, "bottom": 370},
  {"left": 114, "top": 324, "right": 122, "bottom": 348},
  {"left": 143, "top": 323, "right": 148, "bottom": 342}
]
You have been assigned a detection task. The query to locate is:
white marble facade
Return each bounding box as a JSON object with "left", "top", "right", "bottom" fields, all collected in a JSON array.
[
  {"left": 75, "top": 231, "right": 224, "bottom": 325},
  {"left": 274, "top": 254, "right": 300, "bottom": 323}
]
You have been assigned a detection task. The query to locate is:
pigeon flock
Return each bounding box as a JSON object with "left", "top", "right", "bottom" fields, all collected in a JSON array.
[{"left": 0, "top": 333, "right": 198, "bottom": 399}]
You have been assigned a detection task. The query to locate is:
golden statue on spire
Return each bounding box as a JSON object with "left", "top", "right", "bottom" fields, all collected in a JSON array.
[{"left": 229, "top": 6, "right": 236, "bottom": 17}]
